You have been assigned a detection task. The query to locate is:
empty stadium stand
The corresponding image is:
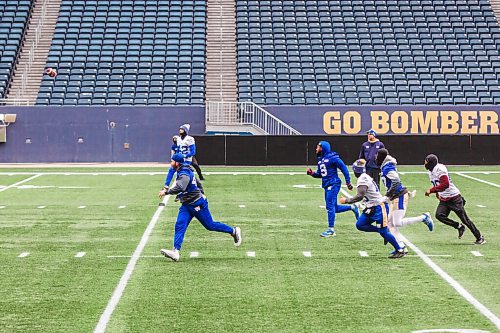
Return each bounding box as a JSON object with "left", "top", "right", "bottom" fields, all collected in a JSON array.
[
  {"left": 37, "top": 0, "right": 207, "bottom": 105},
  {"left": 0, "top": 0, "right": 33, "bottom": 99},
  {"left": 236, "top": 0, "right": 500, "bottom": 105}
]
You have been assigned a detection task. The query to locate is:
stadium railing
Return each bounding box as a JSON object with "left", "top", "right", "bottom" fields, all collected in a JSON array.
[{"left": 206, "top": 101, "right": 301, "bottom": 135}]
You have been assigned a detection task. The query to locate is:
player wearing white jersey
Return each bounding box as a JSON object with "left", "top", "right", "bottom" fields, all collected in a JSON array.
[
  {"left": 424, "top": 154, "right": 485, "bottom": 245},
  {"left": 376, "top": 149, "right": 434, "bottom": 253},
  {"left": 340, "top": 159, "right": 406, "bottom": 258},
  {"left": 177, "top": 124, "right": 205, "bottom": 180}
]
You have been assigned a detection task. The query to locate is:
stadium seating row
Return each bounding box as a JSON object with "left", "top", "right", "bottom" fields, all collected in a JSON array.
[
  {"left": 236, "top": 0, "right": 500, "bottom": 105},
  {"left": 0, "top": 0, "right": 33, "bottom": 99},
  {"left": 37, "top": 0, "right": 207, "bottom": 105}
]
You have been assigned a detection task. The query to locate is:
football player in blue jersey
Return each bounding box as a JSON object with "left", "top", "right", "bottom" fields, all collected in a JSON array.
[
  {"left": 340, "top": 159, "right": 405, "bottom": 258},
  {"left": 158, "top": 153, "right": 241, "bottom": 261},
  {"left": 376, "top": 148, "right": 434, "bottom": 253},
  {"left": 307, "top": 141, "right": 359, "bottom": 237},
  {"left": 163, "top": 135, "right": 181, "bottom": 188},
  {"left": 177, "top": 124, "right": 205, "bottom": 180}
]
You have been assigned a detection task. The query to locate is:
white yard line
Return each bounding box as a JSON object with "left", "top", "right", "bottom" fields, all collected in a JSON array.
[
  {"left": 401, "top": 235, "right": 500, "bottom": 330},
  {"left": 477, "top": 205, "right": 486, "bottom": 208},
  {"left": 471, "top": 251, "right": 483, "bottom": 257},
  {"left": 341, "top": 187, "right": 500, "bottom": 329},
  {"left": 75, "top": 252, "right": 86, "bottom": 258},
  {"left": 0, "top": 174, "right": 42, "bottom": 193},
  {"left": 94, "top": 195, "right": 171, "bottom": 333},
  {"left": 246, "top": 251, "right": 256, "bottom": 257},
  {"left": 303, "top": 251, "right": 312, "bottom": 257},
  {"left": 359, "top": 251, "right": 369, "bottom": 257},
  {"left": 107, "top": 255, "right": 163, "bottom": 258},
  {"left": 189, "top": 252, "right": 199, "bottom": 258},
  {"left": 18, "top": 252, "right": 29, "bottom": 258},
  {"left": 455, "top": 173, "right": 500, "bottom": 188}
]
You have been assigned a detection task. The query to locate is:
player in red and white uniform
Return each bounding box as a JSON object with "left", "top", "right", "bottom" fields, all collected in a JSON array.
[{"left": 424, "top": 154, "right": 485, "bottom": 245}]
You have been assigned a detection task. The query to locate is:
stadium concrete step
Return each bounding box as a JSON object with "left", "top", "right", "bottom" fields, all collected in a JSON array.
[
  {"left": 491, "top": 0, "right": 500, "bottom": 23},
  {"left": 205, "top": 0, "right": 238, "bottom": 103},
  {"left": 5, "top": 0, "right": 62, "bottom": 105}
]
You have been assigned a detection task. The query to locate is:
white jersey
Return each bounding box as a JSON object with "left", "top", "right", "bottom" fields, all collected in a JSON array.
[
  {"left": 357, "top": 173, "right": 385, "bottom": 207},
  {"left": 428, "top": 163, "right": 460, "bottom": 199},
  {"left": 177, "top": 135, "right": 195, "bottom": 163}
]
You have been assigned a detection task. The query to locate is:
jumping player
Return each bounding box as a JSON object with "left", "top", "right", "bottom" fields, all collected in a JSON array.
[
  {"left": 376, "top": 148, "right": 434, "bottom": 252},
  {"left": 424, "top": 154, "right": 485, "bottom": 245},
  {"left": 177, "top": 124, "right": 205, "bottom": 180},
  {"left": 307, "top": 140, "right": 359, "bottom": 237},
  {"left": 158, "top": 153, "right": 242, "bottom": 261},
  {"left": 340, "top": 159, "right": 406, "bottom": 258}
]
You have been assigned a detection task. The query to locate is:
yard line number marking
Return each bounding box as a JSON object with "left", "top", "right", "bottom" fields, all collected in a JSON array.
[{"left": 94, "top": 194, "right": 171, "bottom": 333}]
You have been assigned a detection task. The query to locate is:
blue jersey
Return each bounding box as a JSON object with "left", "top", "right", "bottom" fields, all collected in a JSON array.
[
  {"left": 380, "top": 156, "right": 404, "bottom": 194},
  {"left": 312, "top": 141, "right": 351, "bottom": 188}
]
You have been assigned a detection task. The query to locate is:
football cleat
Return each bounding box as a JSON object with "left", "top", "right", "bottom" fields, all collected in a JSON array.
[
  {"left": 320, "top": 229, "right": 336, "bottom": 237},
  {"left": 423, "top": 212, "right": 434, "bottom": 231},
  {"left": 388, "top": 250, "right": 406, "bottom": 259},
  {"left": 458, "top": 224, "right": 466, "bottom": 239},
  {"left": 160, "top": 248, "right": 180, "bottom": 261},
  {"left": 351, "top": 204, "right": 360, "bottom": 220},
  {"left": 390, "top": 246, "right": 408, "bottom": 255},
  {"left": 474, "top": 236, "right": 486, "bottom": 245},
  {"left": 232, "top": 227, "right": 242, "bottom": 247}
]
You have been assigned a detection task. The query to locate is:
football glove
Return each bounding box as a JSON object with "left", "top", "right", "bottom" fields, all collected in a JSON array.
[
  {"left": 346, "top": 182, "right": 353, "bottom": 190},
  {"left": 306, "top": 168, "right": 314, "bottom": 176}
]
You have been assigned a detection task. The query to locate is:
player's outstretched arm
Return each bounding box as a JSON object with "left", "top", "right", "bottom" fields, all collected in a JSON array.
[
  {"left": 341, "top": 185, "right": 367, "bottom": 204},
  {"left": 335, "top": 158, "right": 352, "bottom": 188}
]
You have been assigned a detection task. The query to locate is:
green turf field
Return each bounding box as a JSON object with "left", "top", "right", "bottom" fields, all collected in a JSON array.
[{"left": 0, "top": 166, "right": 499, "bottom": 333}]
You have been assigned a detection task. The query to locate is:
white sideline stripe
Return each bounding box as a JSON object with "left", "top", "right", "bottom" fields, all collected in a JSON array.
[
  {"left": 303, "top": 251, "right": 312, "bottom": 257},
  {"left": 246, "top": 251, "right": 256, "bottom": 257},
  {"left": 0, "top": 171, "right": 499, "bottom": 176},
  {"left": 359, "top": 251, "right": 369, "bottom": 257},
  {"left": 18, "top": 252, "right": 29, "bottom": 258},
  {"left": 471, "top": 251, "right": 483, "bottom": 257},
  {"left": 78, "top": 205, "right": 86, "bottom": 209},
  {"left": 341, "top": 187, "right": 500, "bottom": 329},
  {"left": 94, "top": 195, "right": 171, "bottom": 333},
  {"left": 75, "top": 252, "right": 86, "bottom": 258},
  {"left": 455, "top": 173, "right": 500, "bottom": 188},
  {"left": 477, "top": 205, "right": 486, "bottom": 208},
  {"left": 190, "top": 252, "right": 199, "bottom": 258},
  {"left": 0, "top": 174, "right": 42, "bottom": 193},
  {"left": 401, "top": 235, "right": 500, "bottom": 330},
  {"left": 37, "top": 206, "right": 46, "bottom": 209}
]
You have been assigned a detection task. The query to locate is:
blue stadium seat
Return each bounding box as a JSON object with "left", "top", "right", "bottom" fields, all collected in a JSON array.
[
  {"left": 236, "top": 0, "right": 500, "bottom": 105},
  {"left": 37, "top": 0, "right": 207, "bottom": 105}
]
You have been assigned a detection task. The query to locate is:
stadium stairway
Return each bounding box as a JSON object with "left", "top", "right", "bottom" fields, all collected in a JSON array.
[
  {"left": 6, "top": 0, "right": 62, "bottom": 104},
  {"left": 205, "top": 0, "right": 238, "bottom": 103},
  {"left": 491, "top": 0, "right": 500, "bottom": 23}
]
